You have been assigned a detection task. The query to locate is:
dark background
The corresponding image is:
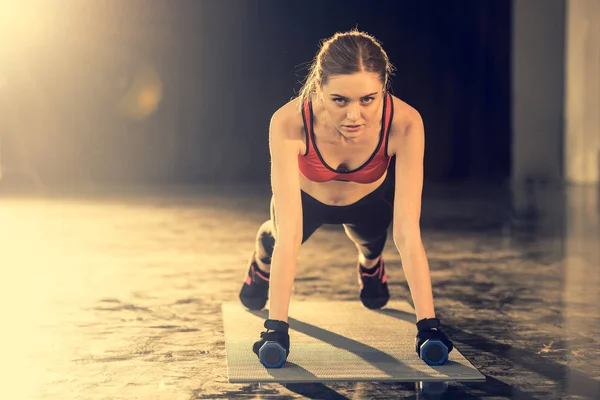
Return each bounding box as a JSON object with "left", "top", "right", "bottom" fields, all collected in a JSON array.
[{"left": 0, "top": 0, "right": 511, "bottom": 185}]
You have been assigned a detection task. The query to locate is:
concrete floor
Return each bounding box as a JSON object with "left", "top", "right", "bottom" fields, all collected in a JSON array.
[{"left": 0, "top": 180, "right": 598, "bottom": 399}]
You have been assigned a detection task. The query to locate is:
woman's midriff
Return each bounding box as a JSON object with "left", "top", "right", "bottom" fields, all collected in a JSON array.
[{"left": 299, "top": 171, "right": 388, "bottom": 206}]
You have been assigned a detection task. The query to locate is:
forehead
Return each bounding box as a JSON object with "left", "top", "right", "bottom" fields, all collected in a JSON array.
[{"left": 322, "top": 72, "right": 382, "bottom": 97}]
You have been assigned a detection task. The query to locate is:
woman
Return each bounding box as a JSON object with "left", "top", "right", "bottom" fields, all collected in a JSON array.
[{"left": 239, "top": 30, "right": 453, "bottom": 361}]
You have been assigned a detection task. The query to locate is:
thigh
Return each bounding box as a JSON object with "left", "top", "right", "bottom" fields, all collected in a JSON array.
[
  {"left": 343, "top": 180, "right": 394, "bottom": 242},
  {"left": 344, "top": 202, "right": 392, "bottom": 242}
]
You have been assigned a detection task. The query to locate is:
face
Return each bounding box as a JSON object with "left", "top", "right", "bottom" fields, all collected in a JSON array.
[{"left": 318, "top": 71, "right": 385, "bottom": 139}]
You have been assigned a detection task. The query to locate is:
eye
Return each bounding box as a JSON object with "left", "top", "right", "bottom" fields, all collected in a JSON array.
[
  {"left": 333, "top": 98, "right": 346, "bottom": 105},
  {"left": 361, "top": 97, "right": 375, "bottom": 104}
]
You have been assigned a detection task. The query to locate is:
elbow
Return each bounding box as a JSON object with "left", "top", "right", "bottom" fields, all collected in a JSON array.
[
  {"left": 272, "top": 214, "right": 302, "bottom": 244},
  {"left": 274, "top": 237, "right": 301, "bottom": 252},
  {"left": 393, "top": 228, "right": 422, "bottom": 250},
  {"left": 272, "top": 214, "right": 302, "bottom": 256},
  {"left": 273, "top": 230, "right": 302, "bottom": 256},
  {"left": 273, "top": 242, "right": 301, "bottom": 262}
]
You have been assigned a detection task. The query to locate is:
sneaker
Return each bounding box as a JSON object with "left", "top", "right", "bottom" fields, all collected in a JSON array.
[
  {"left": 358, "top": 257, "right": 390, "bottom": 309},
  {"left": 239, "top": 253, "right": 270, "bottom": 310}
]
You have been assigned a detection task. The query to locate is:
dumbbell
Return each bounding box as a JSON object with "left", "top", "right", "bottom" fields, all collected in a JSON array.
[
  {"left": 258, "top": 341, "right": 288, "bottom": 368},
  {"left": 257, "top": 319, "right": 289, "bottom": 368},
  {"left": 416, "top": 317, "right": 449, "bottom": 366},
  {"left": 418, "top": 339, "right": 449, "bottom": 366}
]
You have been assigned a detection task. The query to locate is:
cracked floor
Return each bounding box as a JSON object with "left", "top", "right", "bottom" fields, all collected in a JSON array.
[{"left": 0, "top": 181, "right": 598, "bottom": 399}]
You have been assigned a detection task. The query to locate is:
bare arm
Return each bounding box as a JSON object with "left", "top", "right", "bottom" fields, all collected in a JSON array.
[
  {"left": 268, "top": 107, "right": 303, "bottom": 322},
  {"left": 391, "top": 109, "right": 436, "bottom": 322}
]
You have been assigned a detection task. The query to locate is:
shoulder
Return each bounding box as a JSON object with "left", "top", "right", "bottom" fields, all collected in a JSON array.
[
  {"left": 269, "top": 97, "right": 306, "bottom": 152},
  {"left": 387, "top": 94, "right": 424, "bottom": 156}
]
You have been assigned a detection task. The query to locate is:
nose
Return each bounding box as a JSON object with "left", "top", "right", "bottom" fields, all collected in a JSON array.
[{"left": 346, "top": 103, "right": 360, "bottom": 121}]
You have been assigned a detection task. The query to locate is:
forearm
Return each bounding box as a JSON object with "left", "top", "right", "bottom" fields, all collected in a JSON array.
[
  {"left": 268, "top": 244, "right": 299, "bottom": 323},
  {"left": 394, "top": 236, "right": 436, "bottom": 321}
]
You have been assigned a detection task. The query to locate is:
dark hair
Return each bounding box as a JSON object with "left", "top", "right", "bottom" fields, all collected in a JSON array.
[{"left": 297, "top": 29, "right": 394, "bottom": 107}]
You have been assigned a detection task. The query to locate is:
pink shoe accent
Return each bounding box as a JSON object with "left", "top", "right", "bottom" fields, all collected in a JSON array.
[
  {"left": 245, "top": 252, "right": 271, "bottom": 283},
  {"left": 358, "top": 257, "right": 388, "bottom": 283},
  {"left": 379, "top": 258, "right": 387, "bottom": 283},
  {"left": 253, "top": 265, "right": 270, "bottom": 282},
  {"left": 359, "top": 257, "right": 383, "bottom": 277}
]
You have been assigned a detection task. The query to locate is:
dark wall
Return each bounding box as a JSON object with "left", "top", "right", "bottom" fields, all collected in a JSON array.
[{"left": 0, "top": 0, "right": 511, "bottom": 185}]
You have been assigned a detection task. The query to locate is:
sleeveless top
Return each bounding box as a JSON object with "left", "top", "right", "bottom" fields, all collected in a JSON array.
[{"left": 297, "top": 93, "right": 394, "bottom": 183}]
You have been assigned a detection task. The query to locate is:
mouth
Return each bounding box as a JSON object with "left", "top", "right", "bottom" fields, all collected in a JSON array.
[{"left": 343, "top": 124, "right": 362, "bottom": 129}]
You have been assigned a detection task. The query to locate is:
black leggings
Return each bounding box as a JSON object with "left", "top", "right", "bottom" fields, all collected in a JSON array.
[{"left": 256, "top": 168, "right": 395, "bottom": 264}]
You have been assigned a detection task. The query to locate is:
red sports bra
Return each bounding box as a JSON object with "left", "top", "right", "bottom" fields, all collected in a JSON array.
[{"left": 298, "top": 92, "right": 394, "bottom": 184}]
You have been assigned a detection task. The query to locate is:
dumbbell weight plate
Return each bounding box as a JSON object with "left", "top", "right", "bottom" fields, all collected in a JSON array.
[
  {"left": 420, "top": 339, "right": 448, "bottom": 366},
  {"left": 259, "top": 341, "right": 287, "bottom": 368}
]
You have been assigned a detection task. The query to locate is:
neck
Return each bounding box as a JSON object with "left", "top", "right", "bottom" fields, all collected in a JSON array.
[{"left": 335, "top": 130, "right": 361, "bottom": 144}]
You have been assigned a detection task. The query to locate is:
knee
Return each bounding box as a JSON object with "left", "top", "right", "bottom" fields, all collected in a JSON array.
[
  {"left": 258, "top": 229, "right": 275, "bottom": 253},
  {"left": 344, "top": 224, "right": 388, "bottom": 246},
  {"left": 346, "top": 228, "right": 388, "bottom": 259},
  {"left": 256, "top": 221, "right": 275, "bottom": 262}
]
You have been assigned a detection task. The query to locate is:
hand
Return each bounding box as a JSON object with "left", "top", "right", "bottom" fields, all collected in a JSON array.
[
  {"left": 415, "top": 317, "right": 454, "bottom": 355},
  {"left": 252, "top": 319, "right": 290, "bottom": 358}
]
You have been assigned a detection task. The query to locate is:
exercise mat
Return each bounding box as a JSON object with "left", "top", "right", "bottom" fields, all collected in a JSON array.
[{"left": 222, "top": 300, "right": 485, "bottom": 383}]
